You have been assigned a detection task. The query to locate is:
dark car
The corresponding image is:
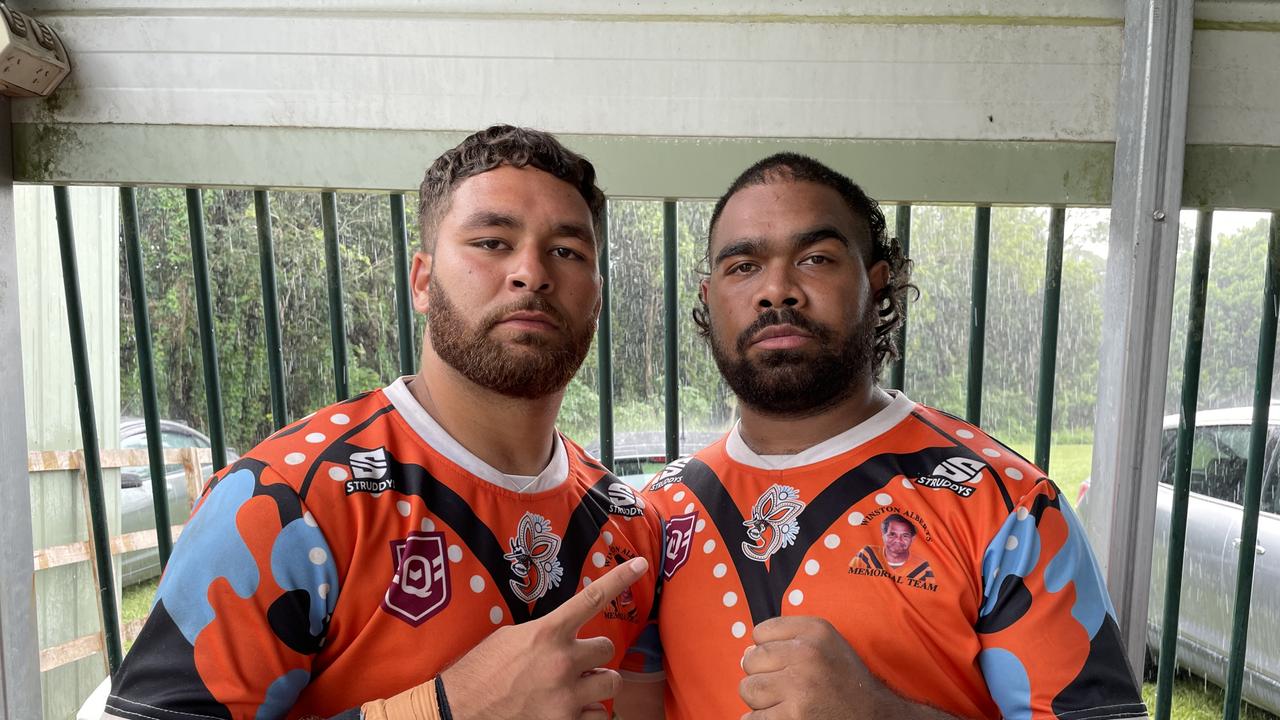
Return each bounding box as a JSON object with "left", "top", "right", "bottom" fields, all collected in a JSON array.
[{"left": 118, "top": 418, "right": 237, "bottom": 586}]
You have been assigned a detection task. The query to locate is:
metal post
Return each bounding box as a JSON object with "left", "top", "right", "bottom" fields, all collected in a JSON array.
[
  {"left": 1088, "top": 0, "right": 1194, "bottom": 676},
  {"left": 1034, "top": 208, "right": 1066, "bottom": 472},
  {"left": 255, "top": 190, "right": 288, "bottom": 430},
  {"left": 187, "top": 188, "right": 228, "bottom": 470},
  {"left": 54, "top": 186, "right": 123, "bottom": 673},
  {"left": 1222, "top": 213, "right": 1279, "bottom": 720},
  {"left": 1153, "top": 209, "right": 1212, "bottom": 720},
  {"left": 0, "top": 99, "right": 42, "bottom": 718},
  {"left": 663, "top": 201, "right": 679, "bottom": 462},
  {"left": 596, "top": 204, "right": 615, "bottom": 470},
  {"left": 322, "top": 192, "right": 349, "bottom": 401},
  {"left": 390, "top": 193, "right": 415, "bottom": 377},
  {"left": 121, "top": 187, "right": 173, "bottom": 566},
  {"left": 967, "top": 206, "right": 991, "bottom": 425},
  {"left": 889, "top": 205, "right": 911, "bottom": 392}
]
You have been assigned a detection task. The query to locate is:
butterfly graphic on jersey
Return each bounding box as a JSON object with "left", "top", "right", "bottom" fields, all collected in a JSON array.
[
  {"left": 741, "top": 484, "right": 805, "bottom": 562},
  {"left": 504, "top": 512, "right": 565, "bottom": 603}
]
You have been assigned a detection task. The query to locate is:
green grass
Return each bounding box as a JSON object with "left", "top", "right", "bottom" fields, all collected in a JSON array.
[
  {"left": 1143, "top": 673, "right": 1279, "bottom": 719},
  {"left": 121, "top": 578, "right": 159, "bottom": 653},
  {"left": 1007, "top": 441, "right": 1093, "bottom": 507}
]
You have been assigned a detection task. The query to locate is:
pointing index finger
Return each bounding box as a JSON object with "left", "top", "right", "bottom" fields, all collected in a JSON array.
[{"left": 549, "top": 556, "right": 648, "bottom": 632}]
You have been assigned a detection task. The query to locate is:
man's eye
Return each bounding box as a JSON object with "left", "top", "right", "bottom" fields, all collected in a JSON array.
[
  {"left": 551, "top": 247, "right": 584, "bottom": 260},
  {"left": 727, "top": 262, "right": 756, "bottom": 275},
  {"left": 801, "top": 255, "right": 830, "bottom": 265},
  {"left": 474, "top": 238, "right": 506, "bottom": 250}
]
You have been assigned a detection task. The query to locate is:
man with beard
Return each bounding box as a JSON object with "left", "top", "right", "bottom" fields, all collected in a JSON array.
[
  {"left": 616, "top": 154, "right": 1145, "bottom": 720},
  {"left": 106, "top": 126, "right": 662, "bottom": 720}
]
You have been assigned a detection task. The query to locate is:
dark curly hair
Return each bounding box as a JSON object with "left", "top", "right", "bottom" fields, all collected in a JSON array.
[
  {"left": 692, "top": 152, "right": 916, "bottom": 378},
  {"left": 418, "top": 124, "right": 606, "bottom": 251}
]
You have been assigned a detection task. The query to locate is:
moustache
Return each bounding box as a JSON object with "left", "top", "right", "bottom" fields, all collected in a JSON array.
[
  {"left": 483, "top": 296, "right": 568, "bottom": 332},
  {"left": 735, "top": 308, "right": 830, "bottom": 353}
]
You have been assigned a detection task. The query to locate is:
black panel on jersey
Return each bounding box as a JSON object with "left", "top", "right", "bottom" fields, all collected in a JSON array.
[
  {"left": 239, "top": 457, "right": 306, "bottom": 527},
  {"left": 268, "top": 588, "right": 328, "bottom": 655},
  {"left": 531, "top": 472, "right": 618, "bottom": 618},
  {"left": 974, "top": 574, "right": 1033, "bottom": 634},
  {"left": 1050, "top": 615, "right": 1147, "bottom": 718},
  {"left": 915, "top": 410, "right": 1028, "bottom": 513},
  {"left": 108, "top": 601, "right": 233, "bottom": 720}
]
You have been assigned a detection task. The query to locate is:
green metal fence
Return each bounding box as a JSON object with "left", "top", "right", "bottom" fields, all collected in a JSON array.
[{"left": 46, "top": 186, "right": 1279, "bottom": 717}]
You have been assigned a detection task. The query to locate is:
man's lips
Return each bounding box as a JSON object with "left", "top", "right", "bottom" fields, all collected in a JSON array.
[
  {"left": 496, "top": 310, "right": 560, "bottom": 331},
  {"left": 748, "top": 324, "right": 814, "bottom": 350}
]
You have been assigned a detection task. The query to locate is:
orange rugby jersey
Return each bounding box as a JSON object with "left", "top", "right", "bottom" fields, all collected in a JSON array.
[
  {"left": 626, "top": 392, "right": 1145, "bottom": 720},
  {"left": 109, "top": 379, "right": 662, "bottom": 720}
]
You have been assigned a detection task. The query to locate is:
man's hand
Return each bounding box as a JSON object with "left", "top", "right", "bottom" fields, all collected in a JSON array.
[
  {"left": 441, "top": 556, "right": 649, "bottom": 720},
  {"left": 739, "top": 616, "right": 957, "bottom": 720}
]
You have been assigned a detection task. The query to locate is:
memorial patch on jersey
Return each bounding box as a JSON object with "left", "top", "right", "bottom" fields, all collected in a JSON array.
[
  {"left": 603, "top": 545, "right": 640, "bottom": 622},
  {"left": 504, "top": 512, "right": 564, "bottom": 603},
  {"left": 606, "top": 481, "right": 646, "bottom": 517},
  {"left": 911, "top": 456, "right": 988, "bottom": 497},
  {"left": 741, "top": 484, "right": 805, "bottom": 562},
  {"left": 382, "top": 531, "right": 451, "bottom": 626},
  {"left": 662, "top": 512, "right": 698, "bottom": 580}
]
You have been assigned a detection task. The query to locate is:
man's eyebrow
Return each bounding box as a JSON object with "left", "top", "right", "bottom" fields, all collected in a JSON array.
[
  {"left": 551, "top": 222, "right": 596, "bottom": 245},
  {"left": 713, "top": 238, "right": 765, "bottom": 266},
  {"left": 793, "top": 225, "right": 850, "bottom": 250},
  {"left": 459, "top": 210, "right": 522, "bottom": 230}
]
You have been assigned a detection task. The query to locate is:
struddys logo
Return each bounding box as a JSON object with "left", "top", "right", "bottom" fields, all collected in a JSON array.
[
  {"left": 649, "top": 456, "right": 692, "bottom": 491},
  {"left": 346, "top": 447, "right": 394, "bottom": 495},
  {"left": 741, "top": 485, "right": 805, "bottom": 563},
  {"left": 382, "top": 531, "right": 451, "bottom": 627},
  {"left": 911, "top": 457, "right": 988, "bottom": 498},
  {"left": 662, "top": 512, "right": 698, "bottom": 580},
  {"left": 504, "top": 513, "right": 564, "bottom": 603},
  {"left": 606, "top": 481, "right": 646, "bottom": 517}
]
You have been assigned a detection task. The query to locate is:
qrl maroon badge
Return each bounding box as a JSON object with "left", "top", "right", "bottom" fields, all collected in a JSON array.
[
  {"left": 382, "top": 531, "right": 451, "bottom": 627},
  {"left": 662, "top": 512, "right": 698, "bottom": 580}
]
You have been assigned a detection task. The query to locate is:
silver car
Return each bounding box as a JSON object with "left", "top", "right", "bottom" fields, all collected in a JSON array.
[
  {"left": 1077, "top": 406, "right": 1280, "bottom": 714},
  {"left": 118, "top": 418, "right": 236, "bottom": 586}
]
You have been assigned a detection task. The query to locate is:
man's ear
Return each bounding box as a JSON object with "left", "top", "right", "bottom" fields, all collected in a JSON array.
[
  {"left": 699, "top": 277, "right": 710, "bottom": 307},
  {"left": 410, "top": 251, "right": 433, "bottom": 314},
  {"left": 868, "top": 259, "right": 890, "bottom": 299}
]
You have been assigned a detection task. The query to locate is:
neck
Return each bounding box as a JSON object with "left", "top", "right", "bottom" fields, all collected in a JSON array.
[
  {"left": 410, "top": 348, "right": 562, "bottom": 477},
  {"left": 737, "top": 381, "right": 890, "bottom": 456}
]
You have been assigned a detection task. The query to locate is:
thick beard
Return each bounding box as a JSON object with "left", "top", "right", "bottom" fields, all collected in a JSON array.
[
  {"left": 427, "top": 278, "right": 596, "bottom": 399},
  {"left": 709, "top": 303, "right": 876, "bottom": 418}
]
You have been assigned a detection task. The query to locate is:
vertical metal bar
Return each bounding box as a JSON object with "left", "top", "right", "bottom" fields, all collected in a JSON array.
[
  {"left": 187, "top": 188, "right": 228, "bottom": 470},
  {"left": 966, "top": 206, "right": 991, "bottom": 425},
  {"left": 889, "top": 205, "right": 911, "bottom": 391},
  {"left": 0, "top": 117, "right": 41, "bottom": 718},
  {"left": 596, "top": 203, "right": 615, "bottom": 470},
  {"left": 255, "top": 190, "right": 288, "bottom": 430},
  {"left": 390, "top": 193, "right": 415, "bottom": 377},
  {"left": 53, "top": 186, "right": 123, "bottom": 673},
  {"left": 322, "top": 192, "right": 349, "bottom": 401},
  {"left": 121, "top": 187, "right": 173, "bottom": 567},
  {"left": 1153, "top": 209, "right": 1213, "bottom": 720},
  {"left": 1034, "top": 208, "right": 1066, "bottom": 472},
  {"left": 1222, "top": 212, "right": 1279, "bottom": 720},
  {"left": 663, "top": 201, "right": 679, "bottom": 462},
  {"left": 1090, "top": 0, "right": 1193, "bottom": 674}
]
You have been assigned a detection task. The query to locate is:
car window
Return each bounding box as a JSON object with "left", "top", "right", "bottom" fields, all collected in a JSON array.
[
  {"left": 1188, "top": 425, "right": 1251, "bottom": 504},
  {"left": 162, "top": 430, "right": 202, "bottom": 449},
  {"left": 1159, "top": 429, "right": 1176, "bottom": 486}
]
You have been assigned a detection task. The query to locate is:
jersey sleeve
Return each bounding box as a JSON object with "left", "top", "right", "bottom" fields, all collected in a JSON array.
[
  {"left": 106, "top": 460, "right": 340, "bottom": 720},
  {"left": 975, "top": 479, "right": 1147, "bottom": 719}
]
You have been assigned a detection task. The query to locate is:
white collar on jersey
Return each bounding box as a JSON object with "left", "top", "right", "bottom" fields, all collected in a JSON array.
[
  {"left": 725, "top": 389, "right": 916, "bottom": 470},
  {"left": 384, "top": 376, "right": 569, "bottom": 493}
]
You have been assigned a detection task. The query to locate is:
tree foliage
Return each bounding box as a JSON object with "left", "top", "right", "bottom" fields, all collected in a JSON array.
[{"left": 118, "top": 190, "right": 1274, "bottom": 457}]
